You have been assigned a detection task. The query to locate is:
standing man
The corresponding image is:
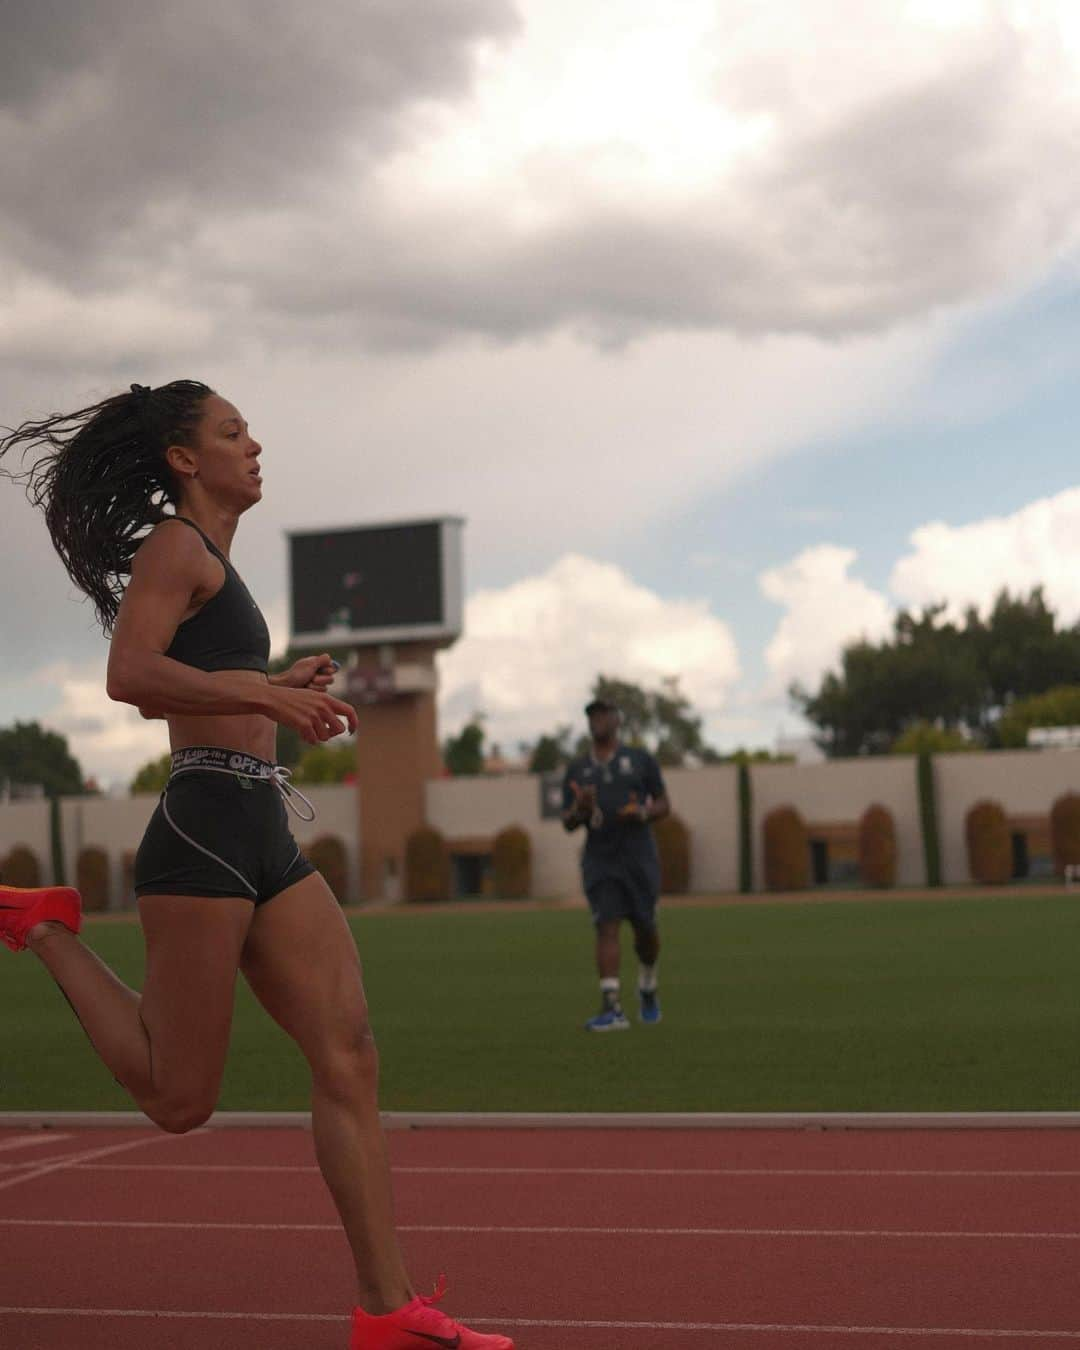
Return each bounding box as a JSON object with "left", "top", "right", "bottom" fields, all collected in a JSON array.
[{"left": 562, "top": 697, "right": 670, "bottom": 1030}]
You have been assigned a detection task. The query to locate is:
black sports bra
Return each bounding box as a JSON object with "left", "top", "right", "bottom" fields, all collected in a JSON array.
[{"left": 163, "top": 517, "right": 270, "bottom": 674}]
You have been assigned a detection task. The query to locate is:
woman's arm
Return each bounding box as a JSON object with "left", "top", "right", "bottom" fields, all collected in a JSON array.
[{"left": 106, "top": 525, "right": 356, "bottom": 742}]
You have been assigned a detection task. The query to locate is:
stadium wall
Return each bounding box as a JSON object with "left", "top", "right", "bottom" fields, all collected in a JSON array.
[{"left": 4, "top": 748, "right": 1079, "bottom": 904}]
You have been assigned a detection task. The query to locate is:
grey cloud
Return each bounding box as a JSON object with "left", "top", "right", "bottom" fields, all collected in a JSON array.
[
  {"left": 748, "top": 46, "right": 1079, "bottom": 322},
  {"left": 178, "top": 34, "right": 1080, "bottom": 354},
  {"left": 0, "top": 0, "right": 519, "bottom": 277},
  {"left": 2, "top": 8, "right": 1078, "bottom": 369},
  {"left": 0, "top": 488, "right": 105, "bottom": 672}
]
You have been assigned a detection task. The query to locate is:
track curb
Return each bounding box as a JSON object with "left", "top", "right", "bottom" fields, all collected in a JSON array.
[{"left": 3, "top": 1110, "right": 1080, "bottom": 1130}]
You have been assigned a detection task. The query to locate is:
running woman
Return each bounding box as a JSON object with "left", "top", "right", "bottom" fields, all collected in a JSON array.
[
  {"left": 562, "top": 697, "right": 670, "bottom": 1030},
  {"left": 0, "top": 381, "right": 513, "bottom": 1350}
]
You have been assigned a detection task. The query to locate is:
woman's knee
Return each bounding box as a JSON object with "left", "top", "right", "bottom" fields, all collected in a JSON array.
[{"left": 311, "top": 1021, "right": 380, "bottom": 1101}]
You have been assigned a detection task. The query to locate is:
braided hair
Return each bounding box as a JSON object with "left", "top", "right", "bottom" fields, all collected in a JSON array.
[{"left": 0, "top": 380, "right": 214, "bottom": 634}]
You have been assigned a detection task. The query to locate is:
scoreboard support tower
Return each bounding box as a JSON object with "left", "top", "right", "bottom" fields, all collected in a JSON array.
[
  {"left": 288, "top": 518, "right": 464, "bottom": 903},
  {"left": 344, "top": 642, "right": 444, "bottom": 902}
]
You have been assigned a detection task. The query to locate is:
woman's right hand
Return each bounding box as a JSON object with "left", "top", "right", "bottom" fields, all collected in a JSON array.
[{"left": 264, "top": 684, "right": 358, "bottom": 743}]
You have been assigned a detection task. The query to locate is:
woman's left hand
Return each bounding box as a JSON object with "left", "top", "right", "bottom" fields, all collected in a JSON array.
[{"left": 273, "top": 653, "right": 340, "bottom": 691}]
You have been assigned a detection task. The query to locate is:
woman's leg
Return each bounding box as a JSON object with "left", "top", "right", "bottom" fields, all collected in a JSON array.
[
  {"left": 27, "top": 895, "right": 252, "bottom": 1132},
  {"left": 239, "top": 873, "right": 412, "bottom": 1314}
]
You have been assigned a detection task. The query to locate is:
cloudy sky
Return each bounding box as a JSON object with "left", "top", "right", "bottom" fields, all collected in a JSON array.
[{"left": 2, "top": 0, "right": 1079, "bottom": 787}]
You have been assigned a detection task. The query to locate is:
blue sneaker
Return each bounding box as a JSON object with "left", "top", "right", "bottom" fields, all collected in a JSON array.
[
  {"left": 584, "top": 1007, "right": 630, "bottom": 1032},
  {"left": 639, "top": 989, "right": 662, "bottom": 1024}
]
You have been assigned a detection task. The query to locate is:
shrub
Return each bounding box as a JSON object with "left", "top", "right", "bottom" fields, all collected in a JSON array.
[
  {"left": 858, "top": 804, "right": 897, "bottom": 888},
  {"left": 1, "top": 845, "right": 42, "bottom": 889},
  {"left": 404, "top": 826, "right": 451, "bottom": 902},
  {"left": 306, "top": 834, "right": 349, "bottom": 903},
  {"left": 891, "top": 722, "right": 974, "bottom": 754},
  {"left": 763, "top": 806, "right": 809, "bottom": 891},
  {"left": 965, "top": 800, "right": 1011, "bottom": 885},
  {"left": 492, "top": 826, "right": 531, "bottom": 899},
  {"left": 76, "top": 846, "right": 111, "bottom": 911},
  {"left": 997, "top": 684, "right": 1080, "bottom": 749},
  {"left": 293, "top": 743, "right": 355, "bottom": 785},
  {"left": 129, "top": 752, "right": 172, "bottom": 795},
  {"left": 653, "top": 813, "right": 690, "bottom": 894},
  {"left": 1050, "top": 793, "right": 1080, "bottom": 875}
]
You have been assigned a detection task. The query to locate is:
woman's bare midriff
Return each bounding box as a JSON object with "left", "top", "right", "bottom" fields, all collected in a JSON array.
[{"left": 167, "top": 669, "right": 279, "bottom": 763}]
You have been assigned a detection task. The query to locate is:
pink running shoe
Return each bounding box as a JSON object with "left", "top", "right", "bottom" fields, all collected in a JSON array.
[
  {"left": 0, "top": 884, "right": 82, "bottom": 953},
  {"left": 351, "top": 1276, "right": 514, "bottom": 1350}
]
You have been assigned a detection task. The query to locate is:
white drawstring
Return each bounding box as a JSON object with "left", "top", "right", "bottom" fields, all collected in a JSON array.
[
  {"left": 268, "top": 765, "right": 317, "bottom": 822},
  {"left": 168, "top": 762, "right": 317, "bottom": 822}
]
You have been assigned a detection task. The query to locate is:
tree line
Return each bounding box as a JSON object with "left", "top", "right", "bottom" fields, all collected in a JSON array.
[
  {"left": 444, "top": 674, "right": 786, "bottom": 775},
  {"left": 793, "top": 587, "right": 1080, "bottom": 756}
]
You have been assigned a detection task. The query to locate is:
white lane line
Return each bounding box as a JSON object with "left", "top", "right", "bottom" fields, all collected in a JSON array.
[
  {"left": 2, "top": 1217, "right": 1078, "bottom": 1241},
  {"left": 0, "top": 1133, "right": 171, "bottom": 1195},
  {"left": 0, "top": 1153, "right": 86, "bottom": 1172},
  {"left": 0, "top": 1307, "right": 1077, "bottom": 1338},
  {"left": 471, "top": 1319, "right": 1080, "bottom": 1340},
  {"left": 0, "top": 1134, "right": 73, "bottom": 1155},
  {"left": 64, "top": 1163, "right": 1080, "bottom": 1178}
]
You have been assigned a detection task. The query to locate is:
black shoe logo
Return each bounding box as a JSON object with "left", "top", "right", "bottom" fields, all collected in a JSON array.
[{"left": 405, "top": 1332, "right": 461, "bottom": 1349}]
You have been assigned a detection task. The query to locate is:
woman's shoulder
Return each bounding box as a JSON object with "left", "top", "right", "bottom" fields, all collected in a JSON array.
[{"left": 132, "top": 517, "right": 213, "bottom": 576}]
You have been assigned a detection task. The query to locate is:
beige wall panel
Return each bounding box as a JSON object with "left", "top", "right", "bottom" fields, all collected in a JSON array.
[
  {"left": 661, "top": 766, "right": 739, "bottom": 893},
  {"left": 0, "top": 800, "right": 53, "bottom": 883},
  {"left": 935, "top": 749, "right": 1080, "bottom": 885}
]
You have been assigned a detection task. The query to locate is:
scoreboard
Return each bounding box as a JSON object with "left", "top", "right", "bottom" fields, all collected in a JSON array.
[{"left": 288, "top": 517, "right": 464, "bottom": 651}]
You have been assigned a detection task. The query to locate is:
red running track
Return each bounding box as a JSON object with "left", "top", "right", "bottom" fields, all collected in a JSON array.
[{"left": 1, "top": 1124, "right": 1079, "bottom": 1349}]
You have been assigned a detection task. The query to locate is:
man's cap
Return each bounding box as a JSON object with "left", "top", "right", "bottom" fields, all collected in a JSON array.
[{"left": 585, "top": 697, "right": 619, "bottom": 715}]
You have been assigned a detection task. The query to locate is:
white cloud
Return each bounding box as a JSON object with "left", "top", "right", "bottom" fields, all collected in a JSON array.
[
  {"left": 219, "top": 315, "right": 949, "bottom": 602},
  {"left": 437, "top": 554, "right": 740, "bottom": 750},
  {"left": 890, "top": 486, "right": 1080, "bottom": 621},
  {"left": 35, "top": 659, "right": 169, "bottom": 789},
  {"left": 0, "top": 275, "right": 213, "bottom": 366},
  {"left": 760, "top": 545, "right": 894, "bottom": 693}
]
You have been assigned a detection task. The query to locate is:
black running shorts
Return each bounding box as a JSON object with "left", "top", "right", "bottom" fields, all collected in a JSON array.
[
  {"left": 134, "top": 752, "right": 316, "bottom": 906},
  {"left": 585, "top": 875, "right": 659, "bottom": 931}
]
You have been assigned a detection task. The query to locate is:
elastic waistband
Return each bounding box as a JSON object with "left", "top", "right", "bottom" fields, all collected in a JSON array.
[
  {"left": 169, "top": 746, "right": 277, "bottom": 779},
  {"left": 166, "top": 747, "right": 316, "bottom": 822}
]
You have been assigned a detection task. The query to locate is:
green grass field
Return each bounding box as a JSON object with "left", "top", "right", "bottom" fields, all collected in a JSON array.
[{"left": 3, "top": 894, "right": 1080, "bottom": 1113}]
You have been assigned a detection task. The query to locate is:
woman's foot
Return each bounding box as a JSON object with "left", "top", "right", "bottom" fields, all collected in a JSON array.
[
  {"left": 351, "top": 1277, "right": 514, "bottom": 1350},
  {"left": 0, "top": 885, "right": 82, "bottom": 952}
]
